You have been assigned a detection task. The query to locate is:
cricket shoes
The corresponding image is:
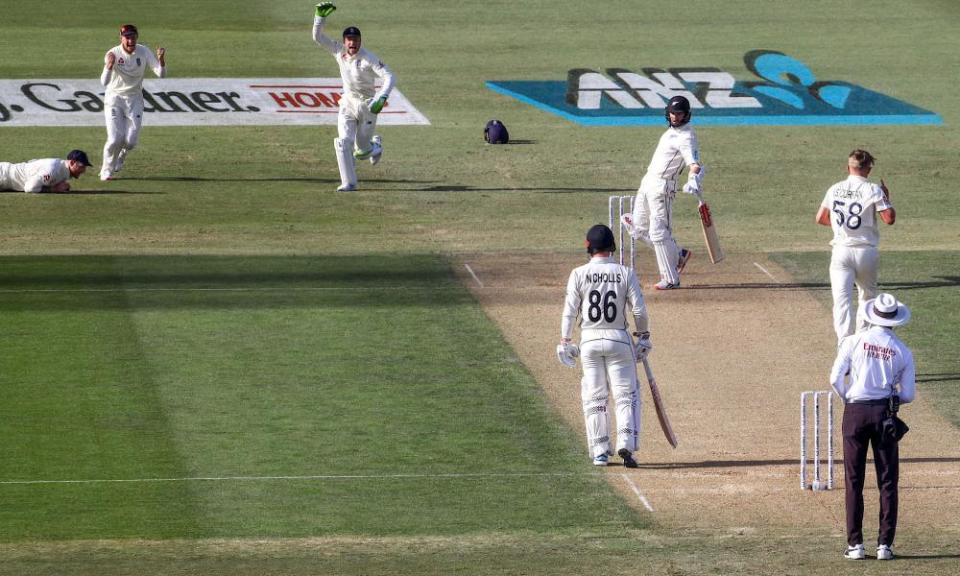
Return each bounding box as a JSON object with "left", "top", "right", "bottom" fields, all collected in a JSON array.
[
  {"left": 370, "top": 135, "right": 383, "bottom": 165},
  {"left": 876, "top": 545, "right": 893, "bottom": 561},
  {"left": 654, "top": 280, "right": 680, "bottom": 290},
  {"left": 618, "top": 448, "right": 638, "bottom": 469},
  {"left": 336, "top": 183, "right": 357, "bottom": 192},
  {"left": 99, "top": 171, "right": 114, "bottom": 182},
  {"left": 592, "top": 453, "right": 609, "bottom": 466},
  {"left": 844, "top": 544, "right": 865, "bottom": 560},
  {"left": 677, "top": 248, "right": 692, "bottom": 274}
]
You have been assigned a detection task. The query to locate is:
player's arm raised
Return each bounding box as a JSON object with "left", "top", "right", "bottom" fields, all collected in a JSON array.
[{"left": 312, "top": 3, "right": 340, "bottom": 53}]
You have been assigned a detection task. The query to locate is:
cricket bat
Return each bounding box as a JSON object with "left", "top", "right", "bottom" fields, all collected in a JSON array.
[
  {"left": 698, "top": 200, "right": 725, "bottom": 264},
  {"left": 640, "top": 357, "right": 678, "bottom": 449}
]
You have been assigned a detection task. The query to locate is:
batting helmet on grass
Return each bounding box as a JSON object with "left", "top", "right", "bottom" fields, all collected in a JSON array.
[{"left": 484, "top": 120, "right": 509, "bottom": 144}]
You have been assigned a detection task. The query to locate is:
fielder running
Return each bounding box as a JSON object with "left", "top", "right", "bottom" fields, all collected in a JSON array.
[
  {"left": 0, "top": 150, "right": 93, "bottom": 193},
  {"left": 816, "top": 150, "right": 895, "bottom": 343},
  {"left": 558, "top": 224, "right": 652, "bottom": 468},
  {"left": 621, "top": 95, "right": 703, "bottom": 290},
  {"left": 313, "top": 2, "right": 396, "bottom": 192},
  {"left": 829, "top": 293, "right": 915, "bottom": 561},
  {"left": 99, "top": 24, "right": 166, "bottom": 181}
]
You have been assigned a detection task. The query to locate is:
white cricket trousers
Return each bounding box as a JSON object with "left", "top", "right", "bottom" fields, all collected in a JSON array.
[
  {"left": 633, "top": 176, "right": 681, "bottom": 284},
  {"left": 102, "top": 93, "right": 144, "bottom": 176},
  {"left": 830, "top": 244, "right": 879, "bottom": 342},
  {"left": 333, "top": 96, "right": 380, "bottom": 187},
  {"left": 579, "top": 337, "right": 640, "bottom": 457}
]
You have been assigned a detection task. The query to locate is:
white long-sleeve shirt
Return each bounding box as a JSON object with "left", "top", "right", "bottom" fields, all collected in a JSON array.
[
  {"left": 0, "top": 158, "right": 70, "bottom": 192},
  {"left": 101, "top": 44, "right": 165, "bottom": 98},
  {"left": 830, "top": 326, "right": 916, "bottom": 404},
  {"left": 561, "top": 256, "right": 649, "bottom": 344},
  {"left": 643, "top": 124, "right": 700, "bottom": 183},
  {"left": 312, "top": 17, "right": 395, "bottom": 102}
]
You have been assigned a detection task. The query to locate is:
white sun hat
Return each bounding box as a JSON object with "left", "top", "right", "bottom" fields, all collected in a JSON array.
[{"left": 860, "top": 293, "right": 911, "bottom": 327}]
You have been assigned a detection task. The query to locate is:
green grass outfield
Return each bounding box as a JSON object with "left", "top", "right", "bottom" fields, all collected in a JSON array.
[{"left": 1, "top": 1, "right": 959, "bottom": 574}]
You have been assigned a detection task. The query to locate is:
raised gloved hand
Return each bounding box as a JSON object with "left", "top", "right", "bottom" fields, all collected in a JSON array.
[
  {"left": 315, "top": 2, "right": 336, "bottom": 17},
  {"left": 370, "top": 96, "right": 387, "bottom": 114},
  {"left": 556, "top": 341, "right": 580, "bottom": 368},
  {"left": 633, "top": 331, "right": 652, "bottom": 361}
]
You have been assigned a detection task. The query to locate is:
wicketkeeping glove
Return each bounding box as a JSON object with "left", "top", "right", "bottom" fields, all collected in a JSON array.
[
  {"left": 556, "top": 342, "right": 580, "bottom": 368},
  {"left": 315, "top": 2, "right": 336, "bottom": 17},
  {"left": 370, "top": 96, "right": 387, "bottom": 114},
  {"left": 633, "top": 331, "right": 652, "bottom": 361}
]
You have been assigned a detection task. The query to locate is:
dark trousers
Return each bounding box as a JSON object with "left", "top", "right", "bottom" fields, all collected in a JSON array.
[{"left": 842, "top": 402, "right": 899, "bottom": 547}]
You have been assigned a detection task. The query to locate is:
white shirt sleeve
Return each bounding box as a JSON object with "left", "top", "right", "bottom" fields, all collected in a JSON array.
[
  {"left": 679, "top": 129, "right": 700, "bottom": 166},
  {"left": 312, "top": 16, "right": 341, "bottom": 54},
  {"left": 560, "top": 270, "right": 580, "bottom": 339},
  {"left": 100, "top": 50, "right": 113, "bottom": 86},
  {"left": 368, "top": 54, "right": 396, "bottom": 100},
  {"left": 144, "top": 46, "right": 165, "bottom": 78},
  {"left": 626, "top": 269, "right": 648, "bottom": 333},
  {"left": 897, "top": 346, "right": 916, "bottom": 403},
  {"left": 829, "top": 334, "right": 856, "bottom": 398}
]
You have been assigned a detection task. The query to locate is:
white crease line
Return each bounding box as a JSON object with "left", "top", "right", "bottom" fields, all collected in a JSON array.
[
  {"left": 621, "top": 473, "right": 654, "bottom": 512},
  {"left": 463, "top": 263, "right": 484, "bottom": 288},
  {"left": 0, "top": 472, "right": 593, "bottom": 486},
  {"left": 753, "top": 262, "right": 778, "bottom": 282}
]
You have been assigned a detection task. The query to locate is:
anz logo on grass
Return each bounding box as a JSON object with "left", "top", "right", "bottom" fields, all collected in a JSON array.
[{"left": 486, "top": 50, "right": 941, "bottom": 126}]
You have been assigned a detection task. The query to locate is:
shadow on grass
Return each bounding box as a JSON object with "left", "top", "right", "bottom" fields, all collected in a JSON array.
[{"left": 917, "top": 373, "right": 960, "bottom": 384}]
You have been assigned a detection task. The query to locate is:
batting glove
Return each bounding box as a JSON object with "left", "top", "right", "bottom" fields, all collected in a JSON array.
[
  {"left": 315, "top": 2, "right": 336, "bottom": 17},
  {"left": 633, "top": 331, "right": 652, "bottom": 361},
  {"left": 370, "top": 96, "right": 387, "bottom": 114},
  {"left": 682, "top": 181, "right": 700, "bottom": 195}
]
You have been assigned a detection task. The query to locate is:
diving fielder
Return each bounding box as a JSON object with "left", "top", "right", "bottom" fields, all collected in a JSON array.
[
  {"left": 621, "top": 95, "right": 702, "bottom": 290},
  {"left": 558, "top": 224, "right": 652, "bottom": 468},
  {"left": 816, "top": 150, "right": 895, "bottom": 343},
  {"left": 313, "top": 2, "right": 396, "bottom": 192},
  {"left": 99, "top": 24, "right": 166, "bottom": 181},
  {"left": 0, "top": 150, "right": 92, "bottom": 193}
]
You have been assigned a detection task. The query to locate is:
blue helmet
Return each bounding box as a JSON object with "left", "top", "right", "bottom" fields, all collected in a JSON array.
[{"left": 484, "top": 119, "right": 509, "bottom": 144}]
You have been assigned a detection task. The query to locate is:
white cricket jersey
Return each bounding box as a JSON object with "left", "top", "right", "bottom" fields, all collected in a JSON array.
[
  {"left": 313, "top": 17, "right": 396, "bottom": 102},
  {"left": 101, "top": 44, "right": 165, "bottom": 97},
  {"left": 643, "top": 124, "right": 700, "bottom": 182},
  {"left": 561, "top": 256, "right": 648, "bottom": 344},
  {"left": 0, "top": 158, "right": 69, "bottom": 192},
  {"left": 821, "top": 175, "right": 892, "bottom": 248},
  {"left": 830, "top": 326, "right": 915, "bottom": 403}
]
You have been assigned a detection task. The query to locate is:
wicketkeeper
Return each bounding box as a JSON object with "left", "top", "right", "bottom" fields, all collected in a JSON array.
[
  {"left": 312, "top": 2, "right": 396, "bottom": 192},
  {"left": 558, "top": 224, "right": 652, "bottom": 468}
]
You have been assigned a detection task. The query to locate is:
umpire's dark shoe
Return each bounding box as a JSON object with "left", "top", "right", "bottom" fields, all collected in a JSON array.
[{"left": 618, "top": 448, "right": 638, "bottom": 469}]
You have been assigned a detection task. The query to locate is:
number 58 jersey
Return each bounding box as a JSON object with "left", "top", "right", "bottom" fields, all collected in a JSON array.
[
  {"left": 561, "top": 256, "right": 648, "bottom": 342},
  {"left": 821, "top": 175, "right": 892, "bottom": 248}
]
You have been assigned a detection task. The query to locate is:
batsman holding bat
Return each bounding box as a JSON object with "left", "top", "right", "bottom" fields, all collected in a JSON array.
[
  {"left": 621, "top": 95, "right": 704, "bottom": 290},
  {"left": 557, "top": 224, "right": 652, "bottom": 468},
  {"left": 816, "top": 150, "right": 896, "bottom": 343},
  {"left": 312, "top": 2, "right": 396, "bottom": 192}
]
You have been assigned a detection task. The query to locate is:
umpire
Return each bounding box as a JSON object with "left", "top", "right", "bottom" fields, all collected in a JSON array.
[{"left": 829, "top": 293, "right": 915, "bottom": 561}]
